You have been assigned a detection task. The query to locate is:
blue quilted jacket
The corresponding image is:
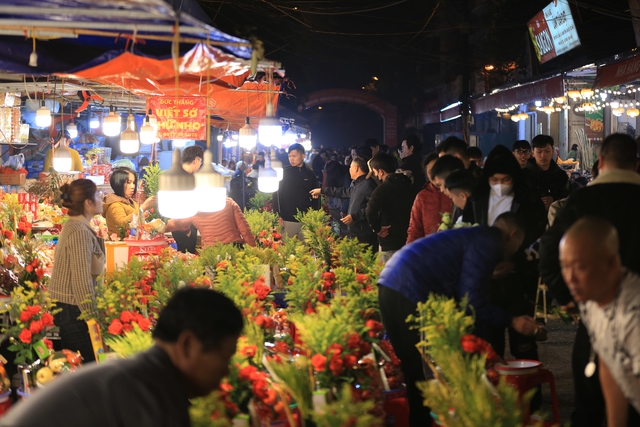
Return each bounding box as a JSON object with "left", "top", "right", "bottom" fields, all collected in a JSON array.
[{"left": 378, "top": 226, "right": 511, "bottom": 330}]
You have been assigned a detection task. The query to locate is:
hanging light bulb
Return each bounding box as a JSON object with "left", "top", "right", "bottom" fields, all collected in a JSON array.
[
  {"left": 283, "top": 125, "right": 298, "bottom": 147},
  {"left": 542, "top": 105, "right": 555, "bottom": 114},
  {"left": 147, "top": 109, "right": 158, "bottom": 134},
  {"left": 66, "top": 120, "right": 78, "bottom": 139},
  {"left": 259, "top": 103, "right": 282, "bottom": 146},
  {"left": 258, "top": 163, "right": 279, "bottom": 193},
  {"left": 269, "top": 149, "right": 283, "bottom": 181},
  {"left": 554, "top": 96, "right": 567, "bottom": 104},
  {"left": 581, "top": 88, "right": 594, "bottom": 98},
  {"left": 610, "top": 100, "right": 620, "bottom": 109},
  {"left": 239, "top": 117, "right": 257, "bottom": 150},
  {"left": 102, "top": 106, "right": 121, "bottom": 137},
  {"left": 139, "top": 115, "right": 157, "bottom": 145},
  {"left": 612, "top": 107, "right": 625, "bottom": 117},
  {"left": 194, "top": 150, "right": 227, "bottom": 212},
  {"left": 89, "top": 113, "right": 100, "bottom": 129},
  {"left": 52, "top": 144, "right": 72, "bottom": 172},
  {"left": 35, "top": 101, "right": 51, "bottom": 128},
  {"left": 120, "top": 112, "right": 139, "bottom": 154},
  {"left": 534, "top": 100, "right": 542, "bottom": 107},
  {"left": 518, "top": 113, "right": 529, "bottom": 121},
  {"left": 627, "top": 108, "right": 639, "bottom": 118},
  {"left": 567, "top": 90, "right": 581, "bottom": 100},
  {"left": 511, "top": 115, "right": 521, "bottom": 122},
  {"left": 158, "top": 149, "right": 197, "bottom": 218}
]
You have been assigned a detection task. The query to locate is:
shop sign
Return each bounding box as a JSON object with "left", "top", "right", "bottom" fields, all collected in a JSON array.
[
  {"left": 527, "top": 0, "right": 581, "bottom": 64},
  {"left": 147, "top": 97, "right": 206, "bottom": 140},
  {"left": 470, "top": 75, "right": 564, "bottom": 114},
  {"left": 593, "top": 55, "right": 640, "bottom": 89},
  {"left": 585, "top": 109, "right": 604, "bottom": 143}
]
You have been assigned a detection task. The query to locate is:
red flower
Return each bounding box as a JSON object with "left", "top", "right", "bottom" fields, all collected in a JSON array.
[
  {"left": 272, "top": 232, "right": 282, "bottom": 240},
  {"left": 25, "top": 265, "right": 33, "bottom": 273},
  {"left": 311, "top": 354, "right": 327, "bottom": 372},
  {"left": 273, "top": 341, "right": 289, "bottom": 354},
  {"left": 29, "top": 320, "right": 43, "bottom": 334},
  {"left": 120, "top": 311, "right": 134, "bottom": 323},
  {"left": 347, "top": 333, "right": 361, "bottom": 350},
  {"left": 329, "top": 352, "right": 344, "bottom": 375},
  {"left": 255, "top": 315, "right": 274, "bottom": 329},
  {"left": 27, "top": 305, "right": 41, "bottom": 316},
  {"left": 19, "top": 328, "right": 32, "bottom": 344},
  {"left": 137, "top": 317, "right": 152, "bottom": 331},
  {"left": 35, "top": 268, "right": 45, "bottom": 279},
  {"left": 365, "top": 319, "right": 383, "bottom": 338},
  {"left": 43, "top": 338, "right": 53, "bottom": 350},
  {"left": 2, "top": 230, "right": 13, "bottom": 240},
  {"left": 40, "top": 312, "right": 54, "bottom": 327},
  {"left": 356, "top": 274, "right": 369, "bottom": 284},
  {"left": 19, "top": 310, "right": 33, "bottom": 323},
  {"left": 343, "top": 354, "right": 358, "bottom": 369},
  {"left": 253, "top": 282, "right": 271, "bottom": 300},
  {"left": 238, "top": 365, "right": 258, "bottom": 381},
  {"left": 108, "top": 319, "right": 123, "bottom": 335},
  {"left": 241, "top": 345, "right": 257, "bottom": 358},
  {"left": 315, "top": 289, "right": 327, "bottom": 303},
  {"left": 122, "top": 323, "right": 133, "bottom": 332},
  {"left": 305, "top": 301, "right": 316, "bottom": 314},
  {"left": 216, "top": 260, "right": 229, "bottom": 270}
]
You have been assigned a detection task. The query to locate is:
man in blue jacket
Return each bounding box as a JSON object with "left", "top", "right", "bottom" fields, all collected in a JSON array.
[{"left": 378, "top": 212, "right": 538, "bottom": 427}]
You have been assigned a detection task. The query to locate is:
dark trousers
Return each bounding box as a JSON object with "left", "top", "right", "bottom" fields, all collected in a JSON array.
[
  {"left": 571, "top": 322, "right": 605, "bottom": 426},
  {"left": 172, "top": 225, "right": 197, "bottom": 254},
  {"left": 378, "top": 285, "right": 431, "bottom": 427},
  {"left": 353, "top": 233, "right": 379, "bottom": 254},
  {"left": 53, "top": 303, "right": 95, "bottom": 363}
]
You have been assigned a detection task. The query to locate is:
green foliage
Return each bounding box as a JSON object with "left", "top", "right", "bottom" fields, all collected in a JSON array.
[
  {"left": 247, "top": 191, "right": 273, "bottom": 211},
  {"left": 104, "top": 323, "right": 154, "bottom": 358},
  {"left": 243, "top": 208, "right": 280, "bottom": 239},
  {"left": 264, "top": 356, "right": 314, "bottom": 419},
  {"left": 190, "top": 392, "right": 233, "bottom": 427},
  {"left": 195, "top": 243, "right": 240, "bottom": 272},
  {"left": 311, "top": 384, "right": 383, "bottom": 427},
  {"left": 284, "top": 257, "right": 323, "bottom": 316},
  {"left": 153, "top": 253, "right": 205, "bottom": 307},
  {"left": 289, "top": 304, "right": 356, "bottom": 356},
  {"left": 0, "top": 194, "right": 26, "bottom": 231},
  {"left": 296, "top": 209, "right": 336, "bottom": 268},
  {"left": 142, "top": 162, "right": 164, "bottom": 198}
]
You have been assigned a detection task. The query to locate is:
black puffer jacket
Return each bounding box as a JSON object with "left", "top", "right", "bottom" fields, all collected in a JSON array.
[
  {"left": 323, "top": 175, "right": 378, "bottom": 238},
  {"left": 525, "top": 158, "right": 571, "bottom": 201},
  {"left": 365, "top": 173, "right": 414, "bottom": 251},
  {"left": 400, "top": 152, "right": 426, "bottom": 197},
  {"left": 273, "top": 165, "right": 319, "bottom": 222}
]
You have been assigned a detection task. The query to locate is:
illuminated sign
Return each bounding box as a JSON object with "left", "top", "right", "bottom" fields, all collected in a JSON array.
[{"left": 527, "top": 0, "right": 581, "bottom": 64}]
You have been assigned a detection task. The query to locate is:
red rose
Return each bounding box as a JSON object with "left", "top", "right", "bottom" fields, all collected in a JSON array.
[
  {"left": 19, "top": 310, "right": 33, "bottom": 323},
  {"left": 108, "top": 319, "right": 123, "bottom": 335},
  {"left": 343, "top": 354, "right": 358, "bottom": 369},
  {"left": 25, "top": 265, "right": 33, "bottom": 273},
  {"left": 329, "top": 352, "right": 344, "bottom": 375},
  {"left": 29, "top": 320, "right": 43, "bottom": 334},
  {"left": 3, "top": 230, "right": 13, "bottom": 240},
  {"left": 273, "top": 341, "right": 289, "bottom": 354},
  {"left": 241, "top": 345, "right": 257, "bottom": 358},
  {"left": 305, "top": 301, "right": 316, "bottom": 314},
  {"left": 137, "top": 317, "right": 152, "bottom": 331},
  {"left": 356, "top": 274, "right": 369, "bottom": 284},
  {"left": 365, "top": 319, "right": 383, "bottom": 338},
  {"left": 238, "top": 365, "right": 258, "bottom": 381},
  {"left": 19, "top": 328, "right": 32, "bottom": 344},
  {"left": 122, "top": 323, "right": 133, "bottom": 332},
  {"left": 347, "top": 333, "right": 361, "bottom": 350},
  {"left": 43, "top": 338, "right": 53, "bottom": 350},
  {"left": 120, "top": 311, "right": 134, "bottom": 323},
  {"left": 311, "top": 354, "right": 327, "bottom": 372},
  {"left": 255, "top": 315, "right": 274, "bottom": 329},
  {"left": 41, "top": 312, "right": 54, "bottom": 326},
  {"left": 35, "top": 268, "right": 45, "bottom": 279},
  {"left": 252, "top": 282, "right": 271, "bottom": 300},
  {"left": 27, "top": 305, "right": 41, "bottom": 316},
  {"left": 315, "top": 290, "right": 327, "bottom": 303}
]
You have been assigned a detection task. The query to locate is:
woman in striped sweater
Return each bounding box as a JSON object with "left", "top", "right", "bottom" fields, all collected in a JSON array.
[{"left": 49, "top": 179, "right": 105, "bottom": 362}]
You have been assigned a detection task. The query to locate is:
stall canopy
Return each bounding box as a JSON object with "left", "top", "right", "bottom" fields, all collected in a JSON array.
[
  {"left": 593, "top": 52, "right": 640, "bottom": 89},
  {"left": 470, "top": 75, "right": 565, "bottom": 114}
]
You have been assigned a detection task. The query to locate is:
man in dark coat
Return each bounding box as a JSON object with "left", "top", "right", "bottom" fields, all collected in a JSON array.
[
  {"left": 310, "top": 156, "right": 378, "bottom": 250},
  {"left": 378, "top": 212, "right": 538, "bottom": 427},
  {"left": 525, "top": 134, "right": 571, "bottom": 210},
  {"left": 365, "top": 152, "right": 414, "bottom": 262},
  {"left": 437, "top": 136, "right": 483, "bottom": 181},
  {"left": 539, "top": 133, "right": 640, "bottom": 427},
  {"left": 399, "top": 135, "right": 426, "bottom": 197}
]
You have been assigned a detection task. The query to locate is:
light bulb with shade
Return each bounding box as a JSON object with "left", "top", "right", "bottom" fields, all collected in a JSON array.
[
  {"left": 120, "top": 116, "right": 139, "bottom": 154},
  {"left": 52, "top": 146, "right": 73, "bottom": 172},
  {"left": 194, "top": 150, "right": 227, "bottom": 212},
  {"left": 102, "top": 108, "right": 121, "bottom": 137},
  {"left": 158, "top": 149, "right": 197, "bottom": 219},
  {"left": 35, "top": 102, "right": 51, "bottom": 128},
  {"left": 283, "top": 126, "right": 298, "bottom": 147},
  {"left": 258, "top": 116, "right": 282, "bottom": 146},
  {"left": 239, "top": 118, "right": 257, "bottom": 150},
  {"left": 89, "top": 114, "right": 100, "bottom": 129},
  {"left": 139, "top": 116, "right": 157, "bottom": 145},
  {"left": 66, "top": 122, "right": 78, "bottom": 139},
  {"left": 270, "top": 153, "right": 283, "bottom": 181},
  {"left": 258, "top": 166, "right": 279, "bottom": 193},
  {"left": 610, "top": 100, "right": 620, "bottom": 109}
]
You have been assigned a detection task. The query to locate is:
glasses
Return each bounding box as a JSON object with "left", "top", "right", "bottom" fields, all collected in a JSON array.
[{"left": 515, "top": 150, "right": 531, "bottom": 156}]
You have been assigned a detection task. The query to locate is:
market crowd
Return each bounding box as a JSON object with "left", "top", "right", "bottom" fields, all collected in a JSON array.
[{"left": 271, "top": 133, "right": 640, "bottom": 427}]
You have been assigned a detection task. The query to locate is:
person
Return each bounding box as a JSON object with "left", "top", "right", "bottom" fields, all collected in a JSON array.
[
  {"left": 429, "top": 155, "right": 466, "bottom": 221},
  {"left": 539, "top": 133, "right": 640, "bottom": 426},
  {"left": 0, "top": 287, "right": 242, "bottom": 427},
  {"left": 444, "top": 168, "right": 475, "bottom": 215},
  {"left": 365, "top": 152, "right": 413, "bottom": 262},
  {"left": 228, "top": 159, "right": 236, "bottom": 171},
  {"left": 48, "top": 179, "right": 105, "bottom": 362},
  {"left": 165, "top": 197, "right": 255, "bottom": 248},
  {"left": 378, "top": 212, "right": 538, "bottom": 427},
  {"left": 566, "top": 143, "right": 579, "bottom": 161},
  {"left": 221, "top": 158, "right": 229, "bottom": 168},
  {"left": 467, "top": 146, "right": 484, "bottom": 168},
  {"left": 525, "top": 134, "right": 570, "bottom": 210},
  {"left": 273, "top": 143, "right": 319, "bottom": 240},
  {"left": 43, "top": 132, "right": 83, "bottom": 172},
  {"left": 181, "top": 145, "right": 204, "bottom": 174},
  {"left": 255, "top": 152, "right": 266, "bottom": 170},
  {"left": 512, "top": 140, "right": 532, "bottom": 169},
  {"left": 406, "top": 153, "right": 453, "bottom": 243},
  {"left": 230, "top": 161, "right": 251, "bottom": 210},
  {"left": 312, "top": 149, "right": 328, "bottom": 184},
  {"left": 398, "top": 135, "right": 425, "bottom": 197},
  {"left": 436, "top": 136, "right": 483, "bottom": 180},
  {"left": 559, "top": 217, "right": 640, "bottom": 426},
  {"left": 365, "top": 138, "right": 380, "bottom": 157},
  {"left": 320, "top": 159, "right": 348, "bottom": 234},
  {"left": 103, "top": 167, "right": 156, "bottom": 236},
  {"left": 310, "top": 156, "right": 378, "bottom": 250}
]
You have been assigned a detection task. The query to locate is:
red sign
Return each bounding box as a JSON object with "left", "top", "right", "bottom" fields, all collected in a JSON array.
[
  {"left": 593, "top": 54, "right": 640, "bottom": 89},
  {"left": 470, "top": 75, "right": 564, "bottom": 114},
  {"left": 147, "top": 97, "right": 206, "bottom": 140}
]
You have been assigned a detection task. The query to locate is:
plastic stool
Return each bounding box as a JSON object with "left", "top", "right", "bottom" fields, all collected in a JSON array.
[{"left": 503, "top": 367, "right": 559, "bottom": 424}]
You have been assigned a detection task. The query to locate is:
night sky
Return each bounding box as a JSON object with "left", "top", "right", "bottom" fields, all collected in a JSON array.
[{"left": 197, "top": 0, "right": 637, "bottom": 151}]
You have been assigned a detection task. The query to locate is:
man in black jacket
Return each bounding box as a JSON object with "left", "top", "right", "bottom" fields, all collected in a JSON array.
[
  {"left": 273, "top": 143, "right": 319, "bottom": 240},
  {"left": 399, "top": 135, "right": 425, "bottom": 197},
  {"left": 525, "top": 134, "right": 571, "bottom": 210},
  {"left": 539, "top": 133, "right": 640, "bottom": 427},
  {"left": 366, "top": 152, "right": 414, "bottom": 262},
  {"left": 310, "top": 156, "right": 378, "bottom": 250},
  {"left": 436, "top": 136, "right": 483, "bottom": 181}
]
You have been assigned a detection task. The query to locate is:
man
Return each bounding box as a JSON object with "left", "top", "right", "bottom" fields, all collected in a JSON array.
[
  {"left": 559, "top": 218, "right": 640, "bottom": 427},
  {"left": 512, "top": 140, "right": 532, "bottom": 169},
  {"left": 467, "top": 146, "right": 484, "bottom": 168},
  {"left": 525, "top": 135, "right": 570, "bottom": 210},
  {"left": 539, "top": 133, "right": 640, "bottom": 426},
  {"left": 365, "top": 152, "right": 414, "bottom": 262},
  {"left": 230, "top": 161, "right": 250, "bottom": 210},
  {"left": 0, "top": 288, "right": 242, "bottom": 427},
  {"left": 406, "top": 153, "right": 453, "bottom": 243},
  {"left": 399, "top": 135, "right": 426, "bottom": 196},
  {"left": 436, "top": 136, "right": 483, "bottom": 180},
  {"left": 310, "top": 156, "right": 378, "bottom": 250},
  {"left": 378, "top": 212, "right": 538, "bottom": 427},
  {"left": 365, "top": 138, "right": 380, "bottom": 157},
  {"left": 273, "top": 143, "right": 319, "bottom": 240},
  {"left": 429, "top": 155, "right": 466, "bottom": 222},
  {"left": 181, "top": 145, "right": 204, "bottom": 174},
  {"left": 44, "top": 132, "right": 83, "bottom": 172},
  {"left": 171, "top": 145, "right": 205, "bottom": 253}
]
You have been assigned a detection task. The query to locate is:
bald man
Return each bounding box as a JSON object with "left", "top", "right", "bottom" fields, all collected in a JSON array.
[{"left": 560, "top": 217, "right": 640, "bottom": 427}]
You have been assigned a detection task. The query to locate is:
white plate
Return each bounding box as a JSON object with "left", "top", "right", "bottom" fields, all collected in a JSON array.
[{"left": 495, "top": 359, "right": 542, "bottom": 376}]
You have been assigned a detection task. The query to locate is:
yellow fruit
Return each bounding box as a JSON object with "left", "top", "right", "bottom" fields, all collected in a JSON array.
[{"left": 36, "top": 367, "right": 55, "bottom": 385}]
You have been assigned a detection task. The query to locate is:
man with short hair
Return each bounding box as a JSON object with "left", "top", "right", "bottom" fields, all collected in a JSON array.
[
  {"left": 365, "top": 138, "right": 380, "bottom": 157},
  {"left": 467, "top": 146, "right": 484, "bottom": 168},
  {"left": 0, "top": 288, "right": 243, "bottom": 427},
  {"left": 559, "top": 217, "right": 640, "bottom": 427},
  {"left": 366, "top": 152, "right": 413, "bottom": 262},
  {"left": 399, "top": 135, "right": 426, "bottom": 196},
  {"left": 181, "top": 145, "right": 204, "bottom": 174},
  {"left": 430, "top": 155, "right": 465, "bottom": 192},
  {"left": 273, "top": 143, "right": 319, "bottom": 240},
  {"left": 437, "top": 136, "right": 483, "bottom": 180},
  {"left": 512, "top": 140, "right": 532, "bottom": 169},
  {"left": 310, "top": 156, "right": 378, "bottom": 250},
  {"left": 526, "top": 135, "right": 570, "bottom": 210},
  {"left": 539, "top": 133, "right": 640, "bottom": 426},
  {"left": 378, "top": 212, "right": 538, "bottom": 427}
]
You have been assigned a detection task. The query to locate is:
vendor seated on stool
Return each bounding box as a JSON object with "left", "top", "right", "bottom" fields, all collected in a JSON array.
[{"left": 43, "top": 132, "right": 83, "bottom": 172}]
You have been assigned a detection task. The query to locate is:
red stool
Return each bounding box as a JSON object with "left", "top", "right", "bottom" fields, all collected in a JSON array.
[{"left": 502, "top": 367, "right": 559, "bottom": 424}]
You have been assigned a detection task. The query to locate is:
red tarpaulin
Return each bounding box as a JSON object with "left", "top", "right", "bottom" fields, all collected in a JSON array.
[
  {"left": 470, "top": 75, "right": 564, "bottom": 114},
  {"left": 593, "top": 54, "right": 640, "bottom": 89}
]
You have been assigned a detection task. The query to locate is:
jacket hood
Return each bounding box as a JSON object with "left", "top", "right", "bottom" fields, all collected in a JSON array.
[
  {"left": 386, "top": 172, "right": 413, "bottom": 187},
  {"left": 102, "top": 193, "right": 135, "bottom": 216},
  {"left": 525, "top": 157, "right": 561, "bottom": 174}
]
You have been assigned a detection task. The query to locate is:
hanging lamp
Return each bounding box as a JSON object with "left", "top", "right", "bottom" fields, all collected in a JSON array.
[
  {"left": 139, "top": 115, "right": 157, "bottom": 145},
  {"left": 259, "top": 104, "right": 282, "bottom": 146},
  {"left": 239, "top": 117, "right": 257, "bottom": 150},
  {"left": 194, "top": 150, "right": 226, "bottom": 212},
  {"left": 158, "top": 149, "right": 197, "bottom": 218},
  {"left": 66, "top": 120, "right": 78, "bottom": 139},
  {"left": 120, "top": 111, "right": 139, "bottom": 154},
  {"left": 52, "top": 145, "right": 72, "bottom": 172},
  {"left": 35, "top": 101, "right": 51, "bottom": 128},
  {"left": 89, "top": 113, "right": 100, "bottom": 129},
  {"left": 258, "top": 148, "right": 279, "bottom": 193},
  {"left": 103, "top": 106, "right": 121, "bottom": 137},
  {"left": 270, "top": 149, "right": 283, "bottom": 181}
]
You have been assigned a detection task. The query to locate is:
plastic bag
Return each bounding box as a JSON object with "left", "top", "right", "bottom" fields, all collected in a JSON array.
[{"left": 4, "top": 153, "right": 25, "bottom": 170}]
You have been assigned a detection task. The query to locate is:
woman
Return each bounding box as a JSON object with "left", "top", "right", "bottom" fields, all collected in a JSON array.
[
  {"left": 103, "top": 167, "right": 156, "bottom": 236},
  {"left": 49, "top": 179, "right": 105, "bottom": 362}
]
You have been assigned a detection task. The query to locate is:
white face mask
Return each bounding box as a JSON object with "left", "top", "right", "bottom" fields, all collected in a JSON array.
[{"left": 490, "top": 183, "right": 513, "bottom": 197}]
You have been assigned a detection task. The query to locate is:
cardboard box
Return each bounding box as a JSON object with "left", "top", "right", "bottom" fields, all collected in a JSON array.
[
  {"left": 0, "top": 174, "right": 26, "bottom": 185},
  {"left": 39, "top": 172, "right": 84, "bottom": 182},
  {"left": 105, "top": 241, "right": 129, "bottom": 272}
]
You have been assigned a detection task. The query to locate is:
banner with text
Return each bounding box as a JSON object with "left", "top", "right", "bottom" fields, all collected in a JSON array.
[
  {"left": 527, "top": 0, "right": 581, "bottom": 64},
  {"left": 147, "top": 97, "right": 206, "bottom": 140}
]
